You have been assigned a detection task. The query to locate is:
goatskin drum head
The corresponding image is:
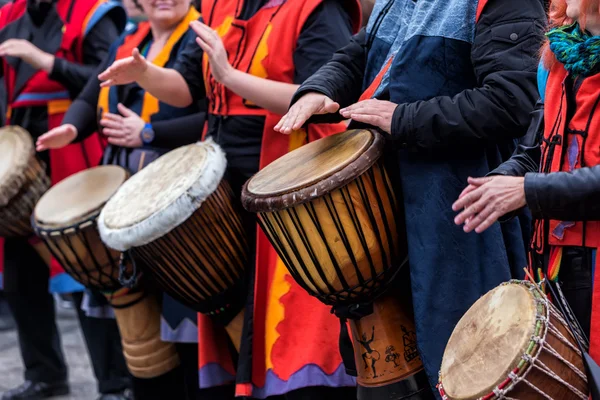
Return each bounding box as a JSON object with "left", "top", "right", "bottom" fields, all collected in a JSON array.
[
  {"left": 0, "top": 126, "right": 34, "bottom": 206},
  {"left": 34, "top": 166, "right": 128, "bottom": 228},
  {"left": 247, "top": 129, "right": 372, "bottom": 196},
  {"left": 99, "top": 140, "right": 226, "bottom": 251},
  {"left": 439, "top": 283, "right": 536, "bottom": 399}
]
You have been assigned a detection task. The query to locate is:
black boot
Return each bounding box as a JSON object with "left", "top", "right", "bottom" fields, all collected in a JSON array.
[{"left": 1, "top": 381, "right": 69, "bottom": 400}]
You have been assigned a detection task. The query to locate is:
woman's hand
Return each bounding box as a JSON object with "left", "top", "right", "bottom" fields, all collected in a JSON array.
[
  {"left": 36, "top": 124, "right": 78, "bottom": 151},
  {"left": 98, "top": 48, "right": 148, "bottom": 88},
  {"left": 275, "top": 93, "right": 340, "bottom": 134},
  {"left": 99, "top": 103, "right": 144, "bottom": 148},
  {"left": 0, "top": 39, "right": 54, "bottom": 72},
  {"left": 190, "top": 20, "right": 233, "bottom": 84},
  {"left": 340, "top": 99, "right": 397, "bottom": 134},
  {"left": 452, "top": 176, "right": 527, "bottom": 234}
]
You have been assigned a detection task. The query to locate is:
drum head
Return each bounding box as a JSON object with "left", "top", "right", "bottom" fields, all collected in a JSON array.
[
  {"left": 243, "top": 129, "right": 382, "bottom": 212},
  {"left": 34, "top": 166, "right": 128, "bottom": 228},
  {"left": 99, "top": 140, "right": 227, "bottom": 251},
  {"left": 440, "top": 283, "right": 536, "bottom": 399},
  {"left": 0, "top": 126, "right": 34, "bottom": 206}
]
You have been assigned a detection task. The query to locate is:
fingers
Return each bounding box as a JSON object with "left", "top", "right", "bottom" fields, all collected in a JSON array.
[
  {"left": 461, "top": 202, "right": 494, "bottom": 233},
  {"left": 323, "top": 101, "right": 340, "bottom": 114},
  {"left": 195, "top": 36, "right": 212, "bottom": 55},
  {"left": 339, "top": 100, "right": 375, "bottom": 118},
  {"left": 102, "top": 112, "right": 123, "bottom": 122},
  {"left": 472, "top": 211, "right": 501, "bottom": 234},
  {"left": 468, "top": 176, "right": 493, "bottom": 186},
  {"left": 98, "top": 58, "right": 131, "bottom": 82},
  {"left": 102, "top": 128, "right": 126, "bottom": 138},
  {"left": 107, "top": 137, "right": 131, "bottom": 147},
  {"left": 132, "top": 48, "right": 145, "bottom": 63},
  {"left": 348, "top": 113, "right": 383, "bottom": 128},
  {"left": 117, "top": 103, "right": 136, "bottom": 117},
  {"left": 99, "top": 118, "right": 122, "bottom": 130},
  {"left": 458, "top": 184, "right": 478, "bottom": 200}
]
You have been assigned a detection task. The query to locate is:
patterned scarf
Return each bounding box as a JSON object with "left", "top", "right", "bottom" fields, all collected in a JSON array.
[{"left": 547, "top": 23, "right": 600, "bottom": 77}]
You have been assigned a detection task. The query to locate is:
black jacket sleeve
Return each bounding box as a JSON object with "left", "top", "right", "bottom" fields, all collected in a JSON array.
[
  {"left": 49, "top": 15, "right": 120, "bottom": 99},
  {"left": 390, "top": 0, "right": 546, "bottom": 149},
  {"left": 290, "top": 29, "right": 367, "bottom": 124},
  {"left": 525, "top": 166, "right": 600, "bottom": 221},
  {"left": 152, "top": 111, "right": 206, "bottom": 149}
]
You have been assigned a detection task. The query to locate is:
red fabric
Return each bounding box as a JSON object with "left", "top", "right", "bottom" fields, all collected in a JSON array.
[
  {"left": 538, "top": 64, "right": 600, "bottom": 249},
  {"left": 198, "top": 0, "right": 361, "bottom": 394},
  {"left": 590, "top": 255, "right": 600, "bottom": 363},
  {"left": 0, "top": 0, "right": 106, "bottom": 282},
  {"left": 475, "top": 0, "right": 490, "bottom": 23},
  {"left": 359, "top": 56, "right": 393, "bottom": 102}
]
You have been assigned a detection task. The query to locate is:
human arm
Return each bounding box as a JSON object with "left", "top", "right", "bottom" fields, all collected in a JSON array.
[
  {"left": 151, "top": 111, "right": 206, "bottom": 149},
  {"left": 276, "top": 29, "right": 367, "bottom": 133},
  {"left": 347, "top": 0, "right": 545, "bottom": 147},
  {"left": 197, "top": 0, "right": 354, "bottom": 116}
]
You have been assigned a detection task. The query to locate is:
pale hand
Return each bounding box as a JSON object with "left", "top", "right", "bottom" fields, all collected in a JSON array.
[
  {"left": 452, "top": 176, "right": 527, "bottom": 234},
  {"left": 99, "top": 103, "right": 144, "bottom": 148},
  {"left": 190, "top": 20, "right": 233, "bottom": 84},
  {"left": 275, "top": 92, "right": 340, "bottom": 135},
  {"left": 99, "top": 48, "right": 148, "bottom": 87},
  {"left": 36, "top": 124, "right": 78, "bottom": 151},
  {"left": 0, "top": 39, "right": 54, "bottom": 72},
  {"left": 340, "top": 99, "right": 397, "bottom": 134}
]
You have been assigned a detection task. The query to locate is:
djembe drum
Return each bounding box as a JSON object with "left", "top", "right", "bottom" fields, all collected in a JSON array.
[
  {"left": 98, "top": 140, "right": 248, "bottom": 350},
  {"left": 241, "top": 129, "right": 431, "bottom": 399},
  {"left": 0, "top": 126, "right": 52, "bottom": 264},
  {"left": 32, "top": 166, "right": 180, "bottom": 378},
  {"left": 438, "top": 280, "right": 588, "bottom": 400}
]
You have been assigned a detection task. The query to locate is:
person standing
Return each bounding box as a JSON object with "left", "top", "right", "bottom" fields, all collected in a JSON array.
[
  {"left": 0, "top": 1, "right": 129, "bottom": 399},
  {"left": 276, "top": 0, "right": 546, "bottom": 395}
]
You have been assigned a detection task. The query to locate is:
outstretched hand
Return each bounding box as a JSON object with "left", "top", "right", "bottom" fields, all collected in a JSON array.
[
  {"left": 275, "top": 93, "right": 340, "bottom": 134},
  {"left": 36, "top": 125, "right": 78, "bottom": 152},
  {"left": 98, "top": 48, "right": 148, "bottom": 88}
]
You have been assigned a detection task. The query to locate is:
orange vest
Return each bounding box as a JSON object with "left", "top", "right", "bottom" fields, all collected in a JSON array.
[
  {"left": 201, "top": 0, "right": 361, "bottom": 168},
  {"left": 538, "top": 63, "right": 600, "bottom": 249}
]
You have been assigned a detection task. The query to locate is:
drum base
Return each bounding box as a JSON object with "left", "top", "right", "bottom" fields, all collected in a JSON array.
[
  {"left": 350, "top": 295, "right": 424, "bottom": 388},
  {"left": 110, "top": 291, "right": 180, "bottom": 379},
  {"left": 358, "top": 369, "right": 434, "bottom": 400}
]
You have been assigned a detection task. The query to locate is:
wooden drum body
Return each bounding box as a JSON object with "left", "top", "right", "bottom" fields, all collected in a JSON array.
[
  {"left": 439, "top": 280, "right": 588, "bottom": 400},
  {"left": 242, "top": 130, "right": 430, "bottom": 398},
  {"left": 0, "top": 127, "right": 51, "bottom": 263},
  {"left": 99, "top": 141, "right": 248, "bottom": 350},
  {"left": 31, "top": 166, "right": 179, "bottom": 378}
]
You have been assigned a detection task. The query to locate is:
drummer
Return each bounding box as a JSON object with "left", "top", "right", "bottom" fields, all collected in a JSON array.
[
  {"left": 92, "top": 0, "right": 362, "bottom": 398},
  {"left": 36, "top": 0, "right": 212, "bottom": 399},
  {"left": 0, "top": 1, "right": 130, "bottom": 399},
  {"left": 275, "top": 0, "right": 546, "bottom": 394},
  {"left": 453, "top": 0, "right": 600, "bottom": 374}
]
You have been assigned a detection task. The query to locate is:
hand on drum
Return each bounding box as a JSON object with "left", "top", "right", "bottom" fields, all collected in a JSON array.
[
  {"left": 36, "top": 124, "right": 78, "bottom": 151},
  {"left": 275, "top": 93, "right": 340, "bottom": 134},
  {"left": 190, "top": 20, "right": 233, "bottom": 84},
  {"left": 98, "top": 48, "right": 148, "bottom": 87},
  {"left": 452, "top": 176, "right": 527, "bottom": 234},
  {"left": 340, "top": 99, "right": 397, "bottom": 134},
  {"left": 0, "top": 39, "right": 54, "bottom": 72},
  {"left": 99, "top": 103, "right": 144, "bottom": 148}
]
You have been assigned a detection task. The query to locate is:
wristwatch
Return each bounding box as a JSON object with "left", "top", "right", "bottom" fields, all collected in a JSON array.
[{"left": 140, "top": 123, "right": 155, "bottom": 145}]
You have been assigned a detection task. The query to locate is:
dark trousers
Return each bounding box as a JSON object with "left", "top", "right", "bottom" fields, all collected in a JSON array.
[
  {"left": 131, "top": 342, "right": 236, "bottom": 400},
  {"left": 267, "top": 386, "right": 357, "bottom": 400},
  {"left": 557, "top": 247, "right": 594, "bottom": 338},
  {"left": 3, "top": 237, "right": 130, "bottom": 393},
  {"left": 72, "top": 292, "right": 130, "bottom": 394}
]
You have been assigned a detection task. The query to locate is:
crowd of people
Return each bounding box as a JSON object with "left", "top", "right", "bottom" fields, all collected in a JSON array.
[{"left": 0, "top": 0, "right": 598, "bottom": 399}]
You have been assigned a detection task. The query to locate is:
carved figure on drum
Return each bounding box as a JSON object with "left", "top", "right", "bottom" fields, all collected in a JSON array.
[
  {"left": 451, "top": 0, "right": 600, "bottom": 397},
  {"left": 358, "top": 326, "right": 381, "bottom": 378},
  {"left": 0, "top": 1, "right": 132, "bottom": 399},
  {"left": 35, "top": 1, "right": 219, "bottom": 399},
  {"left": 93, "top": 0, "right": 364, "bottom": 399},
  {"left": 275, "top": 0, "right": 547, "bottom": 397},
  {"left": 385, "top": 346, "right": 401, "bottom": 368}
]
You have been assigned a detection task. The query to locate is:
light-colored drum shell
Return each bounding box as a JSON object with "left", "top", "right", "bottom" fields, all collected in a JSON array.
[
  {"left": 34, "top": 166, "right": 128, "bottom": 228},
  {"left": 440, "top": 281, "right": 588, "bottom": 400},
  {"left": 0, "top": 126, "right": 35, "bottom": 207},
  {"left": 99, "top": 140, "right": 226, "bottom": 251},
  {"left": 440, "top": 284, "right": 536, "bottom": 399}
]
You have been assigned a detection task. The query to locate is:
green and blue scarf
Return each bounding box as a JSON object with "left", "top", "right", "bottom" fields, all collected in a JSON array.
[{"left": 547, "top": 23, "right": 600, "bottom": 77}]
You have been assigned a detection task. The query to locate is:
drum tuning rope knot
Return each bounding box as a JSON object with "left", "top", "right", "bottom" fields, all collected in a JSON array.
[{"left": 118, "top": 250, "right": 138, "bottom": 289}]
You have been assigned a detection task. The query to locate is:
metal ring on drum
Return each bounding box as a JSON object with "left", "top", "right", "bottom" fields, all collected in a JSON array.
[
  {"left": 241, "top": 129, "right": 433, "bottom": 399},
  {"left": 98, "top": 139, "right": 249, "bottom": 352},
  {"left": 30, "top": 165, "right": 179, "bottom": 379}
]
